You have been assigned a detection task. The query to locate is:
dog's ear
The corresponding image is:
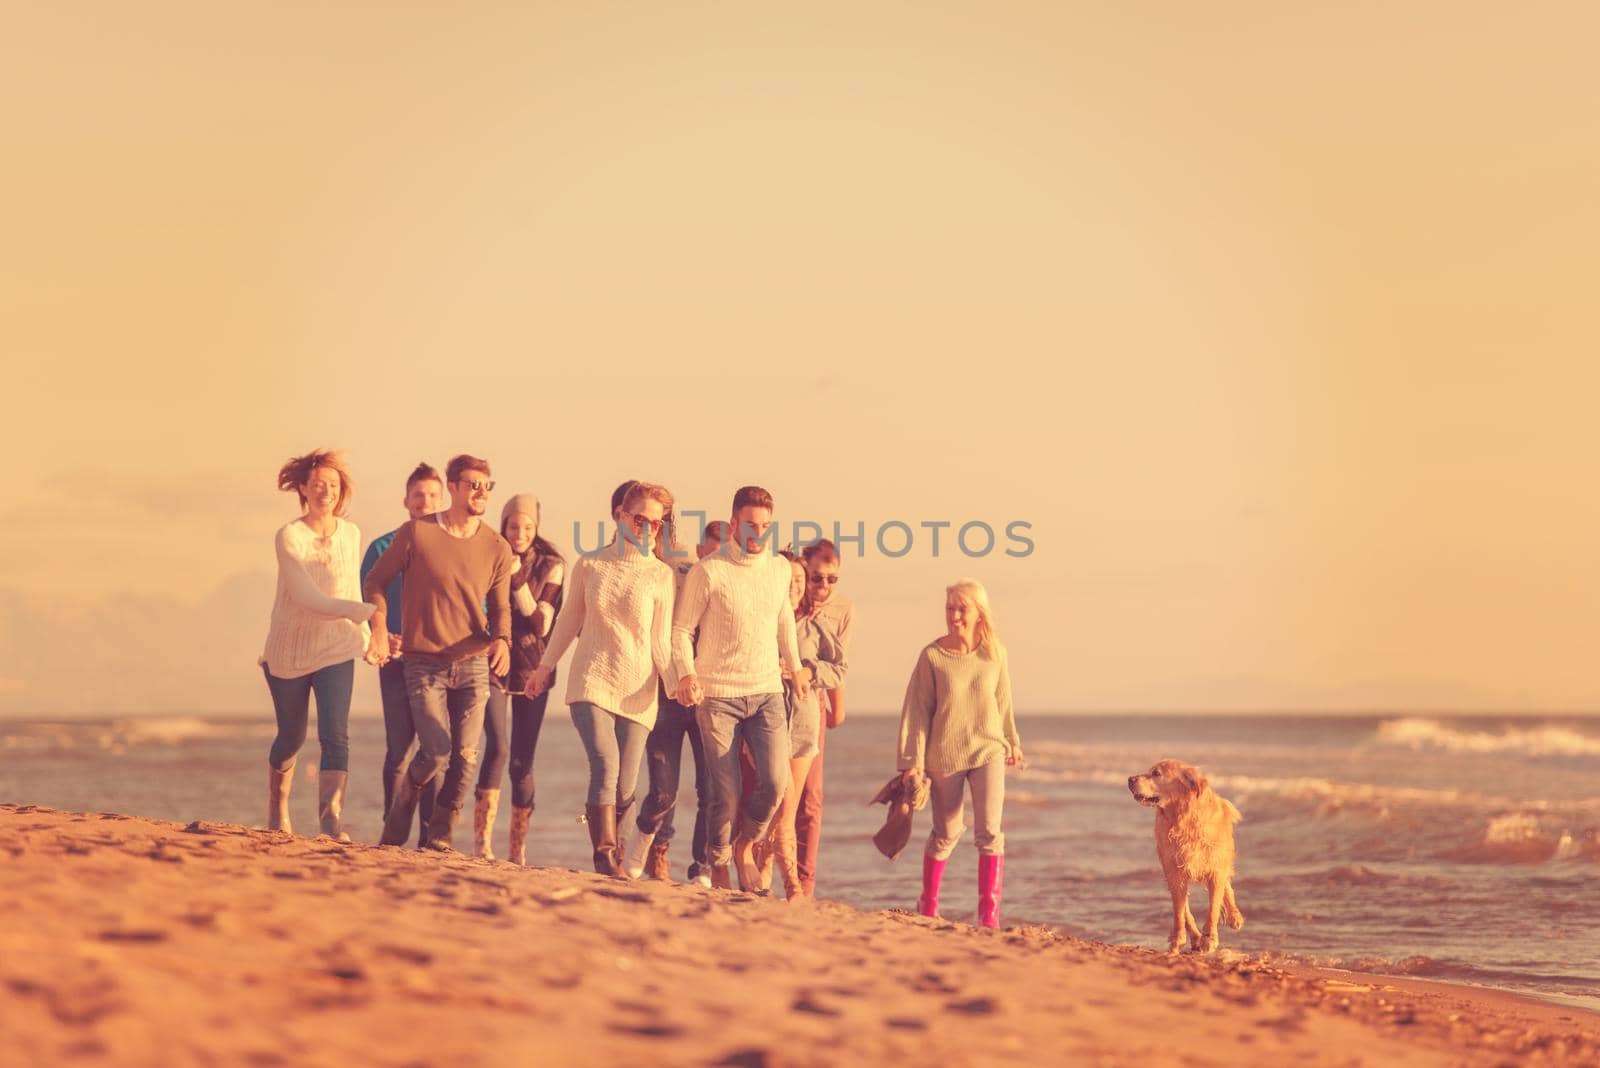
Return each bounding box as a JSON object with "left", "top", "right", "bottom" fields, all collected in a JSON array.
[{"left": 1178, "top": 765, "right": 1208, "bottom": 794}]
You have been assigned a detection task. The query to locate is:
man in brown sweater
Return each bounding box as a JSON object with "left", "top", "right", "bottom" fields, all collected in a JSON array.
[{"left": 364, "top": 454, "right": 515, "bottom": 850}]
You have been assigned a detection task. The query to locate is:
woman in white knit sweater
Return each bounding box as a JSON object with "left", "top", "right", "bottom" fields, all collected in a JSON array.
[
  {"left": 897, "top": 578, "right": 1023, "bottom": 927},
  {"left": 528, "top": 481, "right": 676, "bottom": 876},
  {"left": 260, "top": 450, "right": 376, "bottom": 841}
]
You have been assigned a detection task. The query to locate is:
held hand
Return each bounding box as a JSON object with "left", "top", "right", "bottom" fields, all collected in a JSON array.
[
  {"left": 365, "top": 631, "right": 390, "bottom": 667},
  {"left": 525, "top": 665, "right": 554, "bottom": 698},
  {"left": 488, "top": 638, "right": 511, "bottom": 677},
  {"left": 387, "top": 633, "right": 403, "bottom": 658},
  {"left": 793, "top": 674, "right": 811, "bottom": 700},
  {"left": 676, "top": 674, "right": 701, "bottom": 706}
]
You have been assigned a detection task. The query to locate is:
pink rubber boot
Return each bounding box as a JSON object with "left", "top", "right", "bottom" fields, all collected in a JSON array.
[
  {"left": 978, "top": 854, "right": 1004, "bottom": 928},
  {"left": 918, "top": 854, "right": 947, "bottom": 918}
]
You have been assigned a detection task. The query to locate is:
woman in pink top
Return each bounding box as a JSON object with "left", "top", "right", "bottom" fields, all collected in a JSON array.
[{"left": 260, "top": 450, "right": 376, "bottom": 840}]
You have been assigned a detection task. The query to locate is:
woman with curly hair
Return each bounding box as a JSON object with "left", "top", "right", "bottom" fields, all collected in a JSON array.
[{"left": 260, "top": 449, "right": 376, "bottom": 840}]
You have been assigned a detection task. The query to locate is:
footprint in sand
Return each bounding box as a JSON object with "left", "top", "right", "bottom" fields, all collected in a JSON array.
[
  {"left": 98, "top": 929, "right": 168, "bottom": 944},
  {"left": 912, "top": 971, "right": 959, "bottom": 995},
  {"left": 946, "top": 997, "right": 998, "bottom": 1015},
  {"left": 375, "top": 944, "right": 434, "bottom": 966},
  {"left": 791, "top": 993, "right": 842, "bottom": 1017},
  {"left": 610, "top": 1021, "right": 684, "bottom": 1038}
]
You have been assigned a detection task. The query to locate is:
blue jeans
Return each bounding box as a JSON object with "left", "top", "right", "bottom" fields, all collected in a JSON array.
[
  {"left": 639, "top": 695, "right": 708, "bottom": 874},
  {"left": 263, "top": 660, "right": 353, "bottom": 772},
  {"left": 379, "top": 658, "right": 437, "bottom": 833},
  {"left": 401, "top": 654, "right": 491, "bottom": 824},
  {"left": 569, "top": 702, "right": 649, "bottom": 807},
  {"left": 697, "top": 692, "right": 789, "bottom": 865}
]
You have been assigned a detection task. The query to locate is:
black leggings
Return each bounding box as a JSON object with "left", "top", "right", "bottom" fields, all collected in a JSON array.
[{"left": 477, "top": 686, "right": 551, "bottom": 809}]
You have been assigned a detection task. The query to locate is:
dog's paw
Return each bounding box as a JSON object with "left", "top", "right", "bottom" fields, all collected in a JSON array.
[{"left": 1227, "top": 911, "right": 1245, "bottom": 931}]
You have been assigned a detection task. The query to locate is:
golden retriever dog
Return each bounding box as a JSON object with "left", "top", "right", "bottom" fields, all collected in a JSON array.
[{"left": 1127, "top": 759, "right": 1245, "bottom": 953}]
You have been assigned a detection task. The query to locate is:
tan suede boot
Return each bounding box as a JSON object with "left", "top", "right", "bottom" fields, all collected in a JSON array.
[
  {"left": 473, "top": 788, "right": 501, "bottom": 860},
  {"left": 316, "top": 769, "right": 351, "bottom": 842},
  {"left": 268, "top": 761, "right": 294, "bottom": 834},
  {"left": 507, "top": 805, "right": 533, "bottom": 865},
  {"left": 645, "top": 837, "right": 672, "bottom": 882}
]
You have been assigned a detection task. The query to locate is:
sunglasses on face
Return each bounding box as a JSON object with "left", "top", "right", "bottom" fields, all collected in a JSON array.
[
  {"left": 808, "top": 574, "right": 839, "bottom": 585},
  {"left": 455, "top": 479, "right": 495, "bottom": 493},
  {"left": 626, "top": 513, "right": 665, "bottom": 533}
]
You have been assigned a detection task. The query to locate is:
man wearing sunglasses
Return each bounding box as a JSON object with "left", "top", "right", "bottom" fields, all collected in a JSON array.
[
  {"left": 673, "top": 486, "right": 807, "bottom": 890},
  {"left": 795, "top": 539, "right": 853, "bottom": 895},
  {"left": 364, "top": 453, "right": 516, "bottom": 851}
]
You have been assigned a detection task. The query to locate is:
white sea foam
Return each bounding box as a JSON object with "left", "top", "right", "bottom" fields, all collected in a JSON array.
[
  {"left": 1375, "top": 717, "right": 1600, "bottom": 758},
  {"left": 100, "top": 718, "right": 273, "bottom": 750}
]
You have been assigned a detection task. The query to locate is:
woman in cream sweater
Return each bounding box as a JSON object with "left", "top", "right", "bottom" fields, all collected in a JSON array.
[
  {"left": 260, "top": 450, "right": 376, "bottom": 841},
  {"left": 896, "top": 578, "right": 1022, "bottom": 927},
  {"left": 528, "top": 481, "right": 676, "bottom": 876}
]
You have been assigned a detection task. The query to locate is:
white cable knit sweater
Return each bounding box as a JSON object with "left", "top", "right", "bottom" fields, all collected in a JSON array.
[
  {"left": 537, "top": 544, "right": 675, "bottom": 728},
  {"left": 672, "top": 546, "right": 801, "bottom": 699},
  {"left": 261, "top": 518, "right": 372, "bottom": 678}
]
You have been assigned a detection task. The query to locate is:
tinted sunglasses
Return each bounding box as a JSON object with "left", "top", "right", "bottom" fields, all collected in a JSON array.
[
  {"left": 626, "top": 513, "right": 665, "bottom": 533},
  {"left": 808, "top": 574, "right": 839, "bottom": 585}
]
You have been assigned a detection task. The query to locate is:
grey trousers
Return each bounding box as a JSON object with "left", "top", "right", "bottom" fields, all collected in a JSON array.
[
  {"left": 926, "top": 758, "right": 1006, "bottom": 859},
  {"left": 696, "top": 692, "right": 789, "bottom": 865}
]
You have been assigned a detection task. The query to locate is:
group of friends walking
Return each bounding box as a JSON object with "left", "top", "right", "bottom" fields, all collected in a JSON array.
[{"left": 259, "top": 450, "right": 1021, "bottom": 923}]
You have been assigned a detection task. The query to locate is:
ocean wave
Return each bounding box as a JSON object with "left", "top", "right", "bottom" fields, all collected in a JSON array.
[
  {"left": 103, "top": 718, "right": 272, "bottom": 748},
  {"left": 1253, "top": 951, "right": 1600, "bottom": 998},
  {"left": 1234, "top": 865, "right": 1451, "bottom": 891},
  {"left": 1021, "top": 766, "right": 1600, "bottom": 819},
  {"left": 0, "top": 718, "right": 272, "bottom": 755},
  {"left": 1375, "top": 718, "right": 1600, "bottom": 758},
  {"left": 1438, "top": 815, "right": 1600, "bottom": 865}
]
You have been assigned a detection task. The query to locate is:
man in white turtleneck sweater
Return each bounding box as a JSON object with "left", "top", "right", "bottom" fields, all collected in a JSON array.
[{"left": 673, "top": 486, "right": 807, "bottom": 891}]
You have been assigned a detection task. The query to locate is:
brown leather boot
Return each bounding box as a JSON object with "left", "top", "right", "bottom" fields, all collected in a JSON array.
[
  {"left": 586, "top": 803, "right": 622, "bottom": 876},
  {"left": 645, "top": 837, "right": 672, "bottom": 881},
  {"left": 473, "top": 788, "right": 501, "bottom": 860},
  {"left": 268, "top": 761, "right": 294, "bottom": 833},
  {"left": 507, "top": 805, "right": 533, "bottom": 865}
]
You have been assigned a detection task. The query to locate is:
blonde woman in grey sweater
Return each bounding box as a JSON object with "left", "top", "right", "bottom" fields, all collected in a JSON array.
[{"left": 896, "top": 578, "right": 1023, "bottom": 928}]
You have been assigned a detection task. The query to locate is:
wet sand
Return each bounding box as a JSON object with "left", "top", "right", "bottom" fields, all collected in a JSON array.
[{"left": 1, "top": 803, "right": 1595, "bottom": 1067}]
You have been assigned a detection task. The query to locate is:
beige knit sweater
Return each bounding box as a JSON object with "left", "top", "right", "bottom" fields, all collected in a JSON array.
[
  {"left": 538, "top": 544, "right": 675, "bottom": 728},
  {"left": 672, "top": 546, "right": 801, "bottom": 699},
  {"left": 261, "top": 518, "right": 372, "bottom": 678},
  {"left": 896, "top": 641, "right": 1020, "bottom": 775}
]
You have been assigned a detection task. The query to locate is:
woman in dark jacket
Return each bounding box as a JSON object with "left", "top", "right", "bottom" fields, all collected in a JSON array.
[{"left": 473, "top": 492, "right": 564, "bottom": 863}]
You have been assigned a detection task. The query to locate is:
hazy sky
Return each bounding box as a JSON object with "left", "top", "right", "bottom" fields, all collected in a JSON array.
[{"left": 3, "top": 3, "right": 1597, "bottom": 718}]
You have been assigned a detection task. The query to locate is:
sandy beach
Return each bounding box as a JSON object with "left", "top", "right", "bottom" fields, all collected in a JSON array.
[{"left": 1, "top": 802, "right": 1595, "bottom": 1067}]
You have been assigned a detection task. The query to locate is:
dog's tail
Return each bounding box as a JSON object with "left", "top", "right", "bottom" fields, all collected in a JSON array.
[{"left": 1223, "top": 884, "right": 1244, "bottom": 930}]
